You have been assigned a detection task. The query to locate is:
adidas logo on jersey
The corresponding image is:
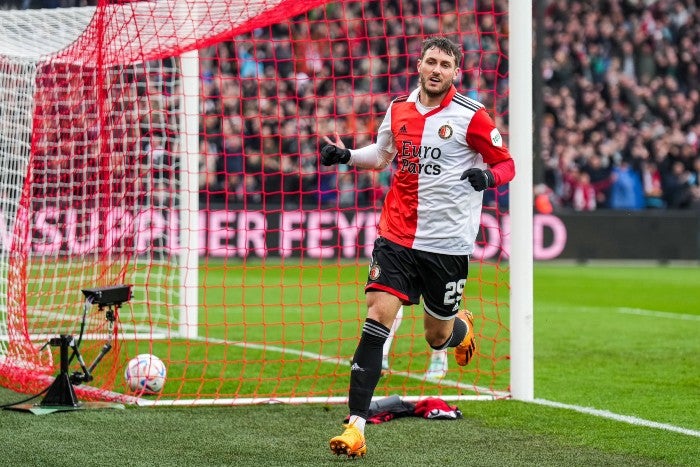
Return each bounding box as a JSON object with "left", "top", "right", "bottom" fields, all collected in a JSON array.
[{"left": 399, "top": 125, "right": 408, "bottom": 133}]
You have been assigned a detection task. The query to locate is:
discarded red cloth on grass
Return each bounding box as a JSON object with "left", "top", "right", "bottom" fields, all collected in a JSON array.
[
  {"left": 413, "top": 397, "right": 463, "bottom": 420},
  {"left": 343, "top": 395, "right": 462, "bottom": 424}
]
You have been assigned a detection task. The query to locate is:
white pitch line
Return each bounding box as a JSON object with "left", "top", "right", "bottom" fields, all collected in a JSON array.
[
  {"left": 531, "top": 398, "right": 700, "bottom": 438},
  {"left": 198, "top": 335, "right": 507, "bottom": 397},
  {"left": 540, "top": 305, "right": 700, "bottom": 322},
  {"left": 198, "top": 335, "right": 700, "bottom": 436},
  {"left": 615, "top": 308, "right": 700, "bottom": 321}
]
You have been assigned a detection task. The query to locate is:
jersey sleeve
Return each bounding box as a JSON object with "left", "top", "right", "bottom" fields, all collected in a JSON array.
[
  {"left": 465, "top": 108, "right": 515, "bottom": 186},
  {"left": 348, "top": 103, "right": 396, "bottom": 169}
]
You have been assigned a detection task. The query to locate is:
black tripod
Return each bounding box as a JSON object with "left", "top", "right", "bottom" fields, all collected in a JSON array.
[{"left": 39, "top": 285, "right": 131, "bottom": 407}]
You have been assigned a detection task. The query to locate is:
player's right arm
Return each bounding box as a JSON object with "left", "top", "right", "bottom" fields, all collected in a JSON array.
[{"left": 321, "top": 106, "right": 396, "bottom": 170}]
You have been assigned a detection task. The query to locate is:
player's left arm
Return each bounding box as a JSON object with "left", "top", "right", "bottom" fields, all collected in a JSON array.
[{"left": 465, "top": 108, "right": 515, "bottom": 187}]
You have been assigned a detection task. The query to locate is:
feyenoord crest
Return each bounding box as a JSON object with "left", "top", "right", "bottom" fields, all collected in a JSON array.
[
  {"left": 438, "top": 124, "right": 453, "bottom": 139},
  {"left": 369, "top": 263, "right": 381, "bottom": 280}
]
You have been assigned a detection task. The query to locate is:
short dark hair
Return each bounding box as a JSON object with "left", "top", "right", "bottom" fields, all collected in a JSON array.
[{"left": 420, "top": 36, "right": 463, "bottom": 68}]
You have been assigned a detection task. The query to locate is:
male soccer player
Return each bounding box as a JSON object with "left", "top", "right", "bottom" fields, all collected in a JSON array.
[{"left": 322, "top": 36, "right": 516, "bottom": 458}]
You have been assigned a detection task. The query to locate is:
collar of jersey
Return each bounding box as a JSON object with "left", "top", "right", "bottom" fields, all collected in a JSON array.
[{"left": 408, "top": 85, "right": 457, "bottom": 110}]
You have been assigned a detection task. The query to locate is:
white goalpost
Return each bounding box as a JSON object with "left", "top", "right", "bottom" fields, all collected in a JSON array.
[
  {"left": 178, "top": 49, "right": 201, "bottom": 340},
  {"left": 508, "top": 0, "right": 535, "bottom": 401}
]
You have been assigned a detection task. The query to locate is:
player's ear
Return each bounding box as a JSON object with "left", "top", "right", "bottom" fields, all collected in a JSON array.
[
  {"left": 417, "top": 59, "right": 422, "bottom": 72},
  {"left": 453, "top": 67, "right": 461, "bottom": 82}
]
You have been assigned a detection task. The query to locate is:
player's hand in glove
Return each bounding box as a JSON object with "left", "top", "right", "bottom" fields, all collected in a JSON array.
[
  {"left": 461, "top": 168, "right": 494, "bottom": 191},
  {"left": 320, "top": 144, "right": 351, "bottom": 166}
]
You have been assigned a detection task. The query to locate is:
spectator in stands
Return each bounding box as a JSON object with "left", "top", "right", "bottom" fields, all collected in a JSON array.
[
  {"left": 534, "top": 183, "right": 556, "bottom": 214},
  {"left": 582, "top": 154, "right": 613, "bottom": 208},
  {"left": 237, "top": 40, "right": 264, "bottom": 79},
  {"left": 662, "top": 160, "right": 695, "bottom": 209},
  {"left": 641, "top": 160, "right": 665, "bottom": 208},
  {"left": 570, "top": 170, "right": 597, "bottom": 211},
  {"left": 221, "top": 118, "right": 244, "bottom": 199},
  {"left": 199, "top": 139, "right": 219, "bottom": 194},
  {"left": 336, "top": 168, "right": 357, "bottom": 208},
  {"left": 689, "top": 158, "right": 700, "bottom": 208},
  {"left": 609, "top": 160, "right": 645, "bottom": 210}
]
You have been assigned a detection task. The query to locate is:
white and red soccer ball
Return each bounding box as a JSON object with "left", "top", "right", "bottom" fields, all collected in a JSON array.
[{"left": 124, "top": 354, "right": 167, "bottom": 394}]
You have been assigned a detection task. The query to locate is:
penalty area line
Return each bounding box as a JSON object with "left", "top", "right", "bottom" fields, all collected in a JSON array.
[{"left": 531, "top": 398, "right": 700, "bottom": 438}]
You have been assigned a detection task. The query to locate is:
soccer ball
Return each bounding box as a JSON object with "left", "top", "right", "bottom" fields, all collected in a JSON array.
[{"left": 124, "top": 354, "right": 167, "bottom": 394}]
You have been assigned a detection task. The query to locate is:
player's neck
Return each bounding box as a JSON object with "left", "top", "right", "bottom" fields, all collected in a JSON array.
[{"left": 417, "top": 91, "right": 443, "bottom": 108}]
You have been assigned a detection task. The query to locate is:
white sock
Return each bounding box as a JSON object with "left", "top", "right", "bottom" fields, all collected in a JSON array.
[
  {"left": 382, "top": 306, "right": 404, "bottom": 360},
  {"left": 348, "top": 415, "right": 366, "bottom": 433}
]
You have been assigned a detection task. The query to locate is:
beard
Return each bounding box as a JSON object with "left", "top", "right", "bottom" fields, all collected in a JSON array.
[{"left": 419, "top": 74, "right": 452, "bottom": 98}]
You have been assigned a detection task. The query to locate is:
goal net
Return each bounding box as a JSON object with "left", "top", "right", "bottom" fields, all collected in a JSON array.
[{"left": 0, "top": 0, "right": 512, "bottom": 405}]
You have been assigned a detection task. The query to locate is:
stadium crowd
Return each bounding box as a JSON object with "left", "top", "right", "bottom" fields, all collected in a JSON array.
[
  {"left": 194, "top": 0, "right": 699, "bottom": 211},
  {"left": 538, "top": 0, "right": 699, "bottom": 211},
  {"left": 196, "top": 0, "right": 510, "bottom": 209},
  {"left": 7, "top": 0, "right": 700, "bottom": 211}
]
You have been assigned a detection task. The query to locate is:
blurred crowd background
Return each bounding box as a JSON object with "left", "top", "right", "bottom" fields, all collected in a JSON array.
[
  {"left": 537, "top": 0, "right": 699, "bottom": 211},
  {"left": 4, "top": 0, "right": 699, "bottom": 211}
]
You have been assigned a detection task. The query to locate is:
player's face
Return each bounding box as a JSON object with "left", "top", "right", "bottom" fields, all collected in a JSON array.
[{"left": 417, "top": 47, "right": 459, "bottom": 101}]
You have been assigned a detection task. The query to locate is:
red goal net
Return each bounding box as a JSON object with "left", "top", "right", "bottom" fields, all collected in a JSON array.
[{"left": 0, "top": 0, "right": 510, "bottom": 405}]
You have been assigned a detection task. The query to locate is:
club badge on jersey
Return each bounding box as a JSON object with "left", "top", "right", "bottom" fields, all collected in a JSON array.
[
  {"left": 369, "top": 263, "right": 381, "bottom": 280},
  {"left": 438, "top": 124, "right": 453, "bottom": 139}
]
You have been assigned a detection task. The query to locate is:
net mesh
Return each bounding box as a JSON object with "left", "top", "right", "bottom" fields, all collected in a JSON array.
[{"left": 0, "top": 0, "right": 510, "bottom": 404}]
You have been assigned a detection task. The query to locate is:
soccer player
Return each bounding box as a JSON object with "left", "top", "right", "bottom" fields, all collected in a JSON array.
[{"left": 322, "top": 36, "right": 515, "bottom": 458}]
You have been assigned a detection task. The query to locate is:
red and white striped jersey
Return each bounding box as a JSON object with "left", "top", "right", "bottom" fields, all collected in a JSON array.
[{"left": 360, "top": 85, "right": 515, "bottom": 255}]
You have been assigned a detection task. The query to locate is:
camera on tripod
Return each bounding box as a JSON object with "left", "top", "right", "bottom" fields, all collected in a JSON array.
[
  {"left": 38, "top": 285, "right": 132, "bottom": 407},
  {"left": 81, "top": 285, "right": 132, "bottom": 307}
]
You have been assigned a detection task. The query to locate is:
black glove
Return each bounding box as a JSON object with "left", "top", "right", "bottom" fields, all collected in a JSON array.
[
  {"left": 461, "top": 168, "right": 494, "bottom": 191},
  {"left": 320, "top": 144, "right": 351, "bottom": 166}
]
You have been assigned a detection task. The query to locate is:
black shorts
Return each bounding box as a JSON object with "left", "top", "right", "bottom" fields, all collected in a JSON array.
[{"left": 365, "top": 237, "right": 470, "bottom": 320}]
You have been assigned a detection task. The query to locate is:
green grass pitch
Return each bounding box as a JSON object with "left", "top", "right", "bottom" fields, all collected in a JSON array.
[{"left": 1, "top": 261, "right": 698, "bottom": 465}]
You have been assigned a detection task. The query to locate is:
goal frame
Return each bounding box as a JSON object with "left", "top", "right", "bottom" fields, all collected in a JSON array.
[
  {"left": 0, "top": 0, "right": 534, "bottom": 405},
  {"left": 172, "top": 0, "right": 535, "bottom": 402}
]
